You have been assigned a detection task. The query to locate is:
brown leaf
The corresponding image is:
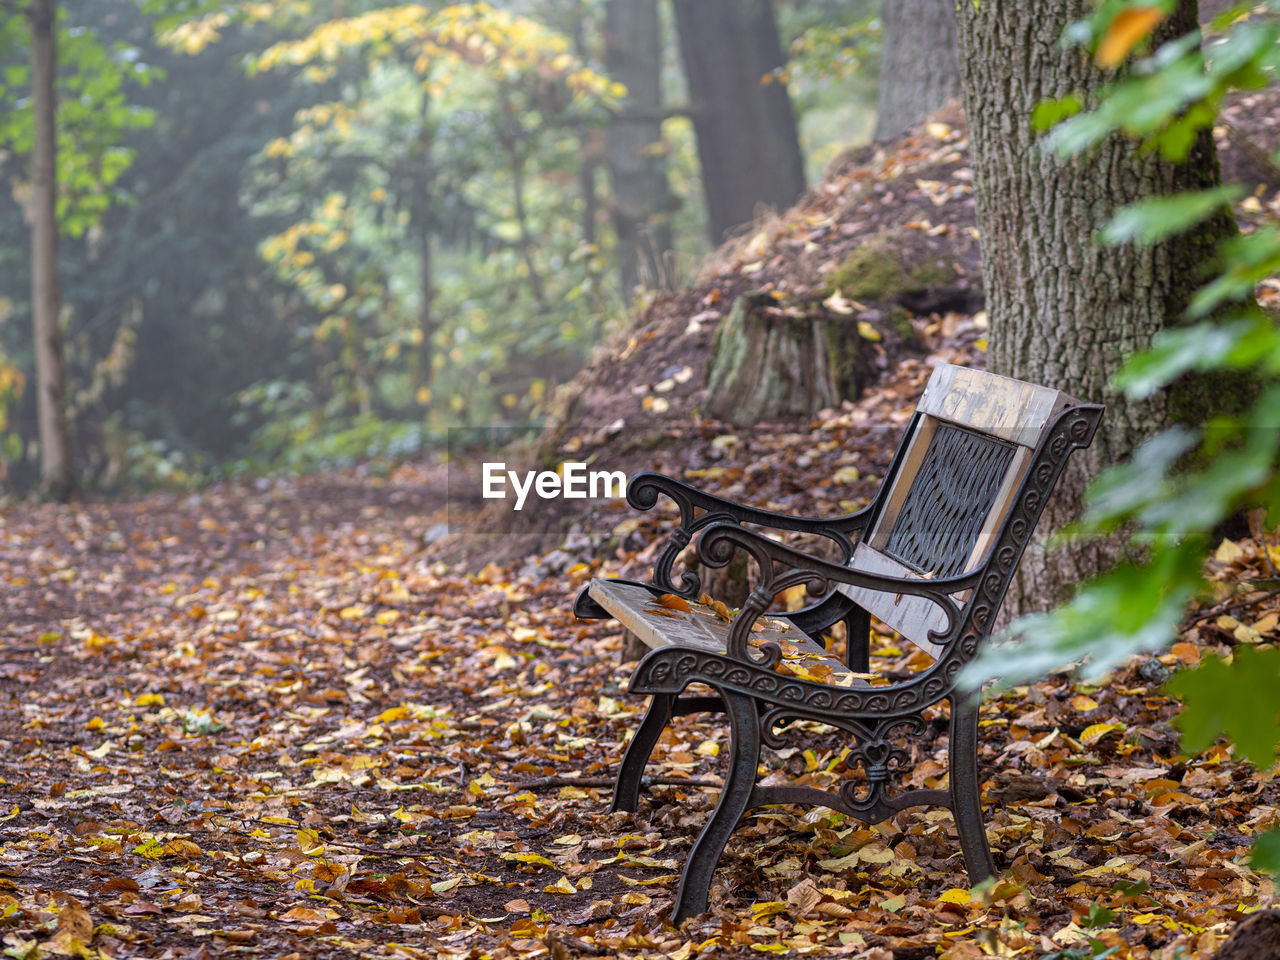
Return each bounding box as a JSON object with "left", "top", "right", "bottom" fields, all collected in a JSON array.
[{"left": 654, "top": 593, "right": 690, "bottom": 612}]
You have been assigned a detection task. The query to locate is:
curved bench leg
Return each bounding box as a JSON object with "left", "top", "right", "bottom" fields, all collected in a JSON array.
[
  {"left": 610, "top": 693, "right": 675, "bottom": 813},
  {"left": 671, "top": 690, "right": 760, "bottom": 923},
  {"left": 948, "top": 693, "right": 996, "bottom": 885}
]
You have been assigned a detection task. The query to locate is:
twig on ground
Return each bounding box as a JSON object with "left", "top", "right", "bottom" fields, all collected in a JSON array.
[
  {"left": 1187, "top": 587, "right": 1280, "bottom": 627},
  {"left": 511, "top": 775, "right": 721, "bottom": 792}
]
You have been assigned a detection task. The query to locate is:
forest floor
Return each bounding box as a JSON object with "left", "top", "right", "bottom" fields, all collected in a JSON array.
[{"left": 3, "top": 95, "right": 1280, "bottom": 959}]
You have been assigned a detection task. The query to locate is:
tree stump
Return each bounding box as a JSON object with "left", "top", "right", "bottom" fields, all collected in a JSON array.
[
  {"left": 1214, "top": 909, "right": 1280, "bottom": 960},
  {"left": 705, "top": 294, "right": 865, "bottom": 427}
]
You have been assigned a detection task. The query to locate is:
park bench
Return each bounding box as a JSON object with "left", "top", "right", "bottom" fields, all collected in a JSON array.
[{"left": 573, "top": 363, "right": 1104, "bottom": 921}]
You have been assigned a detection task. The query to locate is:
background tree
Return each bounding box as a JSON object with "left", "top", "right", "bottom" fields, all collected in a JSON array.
[
  {"left": 954, "top": 0, "right": 1240, "bottom": 616},
  {"left": 604, "top": 0, "right": 675, "bottom": 295},
  {"left": 873, "top": 0, "right": 959, "bottom": 140},
  {"left": 27, "top": 0, "right": 73, "bottom": 500},
  {"left": 0, "top": 0, "right": 161, "bottom": 499},
  {"left": 964, "top": 0, "right": 1280, "bottom": 883},
  {"left": 672, "top": 0, "right": 806, "bottom": 242}
]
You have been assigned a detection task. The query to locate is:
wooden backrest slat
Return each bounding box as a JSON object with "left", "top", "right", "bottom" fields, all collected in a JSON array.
[
  {"left": 849, "top": 364, "right": 1075, "bottom": 654},
  {"left": 916, "top": 364, "right": 1070, "bottom": 446}
]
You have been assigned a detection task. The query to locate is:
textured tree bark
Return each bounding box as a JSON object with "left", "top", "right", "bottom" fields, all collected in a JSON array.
[
  {"left": 873, "top": 0, "right": 960, "bottom": 141},
  {"left": 705, "top": 295, "right": 865, "bottom": 427},
  {"left": 604, "top": 0, "right": 675, "bottom": 295},
  {"left": 29, "top": 0, "right": 74, "bottom": 502},
  {"left": 672, "top": 0, "right": 806, "bottom": 243},
  {"left": 955, "top": 0, "right": 1238, "bottom": 617}
]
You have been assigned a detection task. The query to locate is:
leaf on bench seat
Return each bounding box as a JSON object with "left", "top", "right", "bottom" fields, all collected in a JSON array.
[
  {"left": 698, "top": 593, "right": 733, "bottom": 621},
  {"left": 653, "top": 593, "right": 690, "bottom": 612}
]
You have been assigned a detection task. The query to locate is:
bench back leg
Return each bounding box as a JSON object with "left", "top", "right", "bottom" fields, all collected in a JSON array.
[
  {"left": 610, "top": 693, "right": 676, "bottom": 814},
  {"left": 671, "top": 690, "right": 761, "bottom": 923},
  {"left": 948, "top": 693, "right": 997, "bottom": 885}
]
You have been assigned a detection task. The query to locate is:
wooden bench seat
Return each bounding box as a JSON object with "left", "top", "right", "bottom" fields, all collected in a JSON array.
[
  {"left": 589, "top": 580, "right": 868, "bottom": 688},
  {"left": 574, "top": 363, "right": 1104, "bottom": 922}
]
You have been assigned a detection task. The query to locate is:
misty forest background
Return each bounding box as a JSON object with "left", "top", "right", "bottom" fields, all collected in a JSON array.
[{"left": 0, "top": 0, "right": 914, "bottom": 496}]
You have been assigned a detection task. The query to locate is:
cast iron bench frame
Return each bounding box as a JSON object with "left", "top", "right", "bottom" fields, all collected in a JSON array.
[{"left": 574, "top": 363, "right": 1103, "bottom": 921}]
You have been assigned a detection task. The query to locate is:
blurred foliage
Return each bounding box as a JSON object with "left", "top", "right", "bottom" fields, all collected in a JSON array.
[
  {"left": 779, "top": 0, "right": 881, "bottom": 178},
  {"left": 0, "top": 0, "right": 883, "bottom": 492},
  {"left": 969, "top": 0, "right": 1280, "bottom": 877}
]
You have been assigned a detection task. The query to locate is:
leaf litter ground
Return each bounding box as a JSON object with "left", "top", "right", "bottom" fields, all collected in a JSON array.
[
  {"left": 3, "top": 94, "right": 1280, "bottom": 960},
  {"left": 2, "top": 375, "right": 1278, "bottom": 960}
]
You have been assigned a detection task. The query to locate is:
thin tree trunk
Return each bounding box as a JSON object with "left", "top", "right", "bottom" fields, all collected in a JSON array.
[
  {"left": 414, "top": 86, "right": 435, "bottom": 391},
  {"left": 672, "top": 0, "right": 806, "bottom": 243},
  {"left": 604, "top": 0, "right": 674, "bottom": 294},
  {"left": 567, "top": 8, "right": 602, "bottom": 250},
  {"left": 955, "top": 0, "right": 1239, "bottom": 617},
  {"left": 29, "top": 0, "right": 74, "bottom": 502},
  {"left": 499, "top": 87, "right": 548, "bottom": 313},
  {"left": 874, "top": 0, "right": 960, "bottom": 140}
]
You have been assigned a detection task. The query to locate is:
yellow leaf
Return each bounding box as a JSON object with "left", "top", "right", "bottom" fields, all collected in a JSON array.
[
  {"left": 375, "top": 706, "right": 409, "bottom": 723},
  {"left": 85, "top": 717, "right": 104, "bottom": 731},
  {"left": 296, "top": 828, "right": 324, "bottom": 854},
  {"left": 500, "top": 851, "right": 553, "bottom": 867},
  {"left": 135, "top": 693, "right": 165, "bottom": 707},
  {"left": 1080, "top": 722, "right": 1125, "bottom": 746},
  {"left": 1069, "top": 695, "right": 1099, "bottom": 712},
  {"left": 544, "top": 876, "right": 577, "bottom": 894},
  {"left": 1096, "top": 6, "right": 1167, "bottom": 68},
  {"left": 1215, "top": 538, "right": 1246, "bottom": 563},
  {"left": 133, "top": 838, "right": 164, "bottom": 859},
  {"left": 857, "top": 321, "right": 881, "bottom": 341},
  {"left": 696, "top": 740, "right": 720, "bottom": 758},
  {"left": 938, "top": 887, "right": 971, "bottom": 905},
  {"left": 750, "top": 901, "right": 789, "bottom": 922}
]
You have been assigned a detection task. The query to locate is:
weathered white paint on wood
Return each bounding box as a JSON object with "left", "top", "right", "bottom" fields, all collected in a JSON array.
[
  {"left": 588, "top": 579, "right": 860, "bottom": 685},
  {"left": 837, "top": 543, "right": 953, "bottom": 658},
  {"left": 916, "top": 363, "right": 1071, "bottom": 447}
]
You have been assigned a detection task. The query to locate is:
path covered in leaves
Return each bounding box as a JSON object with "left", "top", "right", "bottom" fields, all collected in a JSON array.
[{"left": 2, "top": 377, "right": 1278, "bottom": 960}]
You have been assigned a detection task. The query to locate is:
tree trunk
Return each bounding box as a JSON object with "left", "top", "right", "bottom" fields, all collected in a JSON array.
[
  {"left": 672, "top": 0, "right": 806, "bottom": 243},
  {"left": 604, "top": 0, "right": 675, "bottom": 295},
  {"left": 705, "top": 295, "right": 866, "bottom": 426},
  {"left": 29, "top": 0, "right": 74, "bottom": 502},
  {"left": 955, "top": 0, "right": 1238, "bottom": 617},
  {"left": 873, "top": 0, "right": 960, "bottom": 140},
  {"left": 414, "top": 87, "right": 435, "bottom": 391}
]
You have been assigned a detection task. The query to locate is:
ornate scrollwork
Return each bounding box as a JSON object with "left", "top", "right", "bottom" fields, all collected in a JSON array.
[
  {"left": 754, "top": 709, "right": 927, "bottom": 821},
  {"left": 634, "top": 403, "right": 1106, "bottom": 722},
  {"left": 626, "top": 472, "right": 869, "bottom": 596}
]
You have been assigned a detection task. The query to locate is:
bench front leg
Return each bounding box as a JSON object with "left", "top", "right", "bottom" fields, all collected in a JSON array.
[
  {"left": 672, "top": 689, "right": 761, "bottom": 923},
  {"left": 949, "top": 692, "right": 996, "bottom": 885},
  {"left": 610, "top": 693, "right": 674, "bottom": 813}
]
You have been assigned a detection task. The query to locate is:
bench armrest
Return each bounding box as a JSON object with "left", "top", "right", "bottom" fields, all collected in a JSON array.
[
  {"left": 627, "top": 471, "right": 872, "bottom": 595},
  {"left": 695, "top": 521, "right": 981, "bottom": 662}
]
